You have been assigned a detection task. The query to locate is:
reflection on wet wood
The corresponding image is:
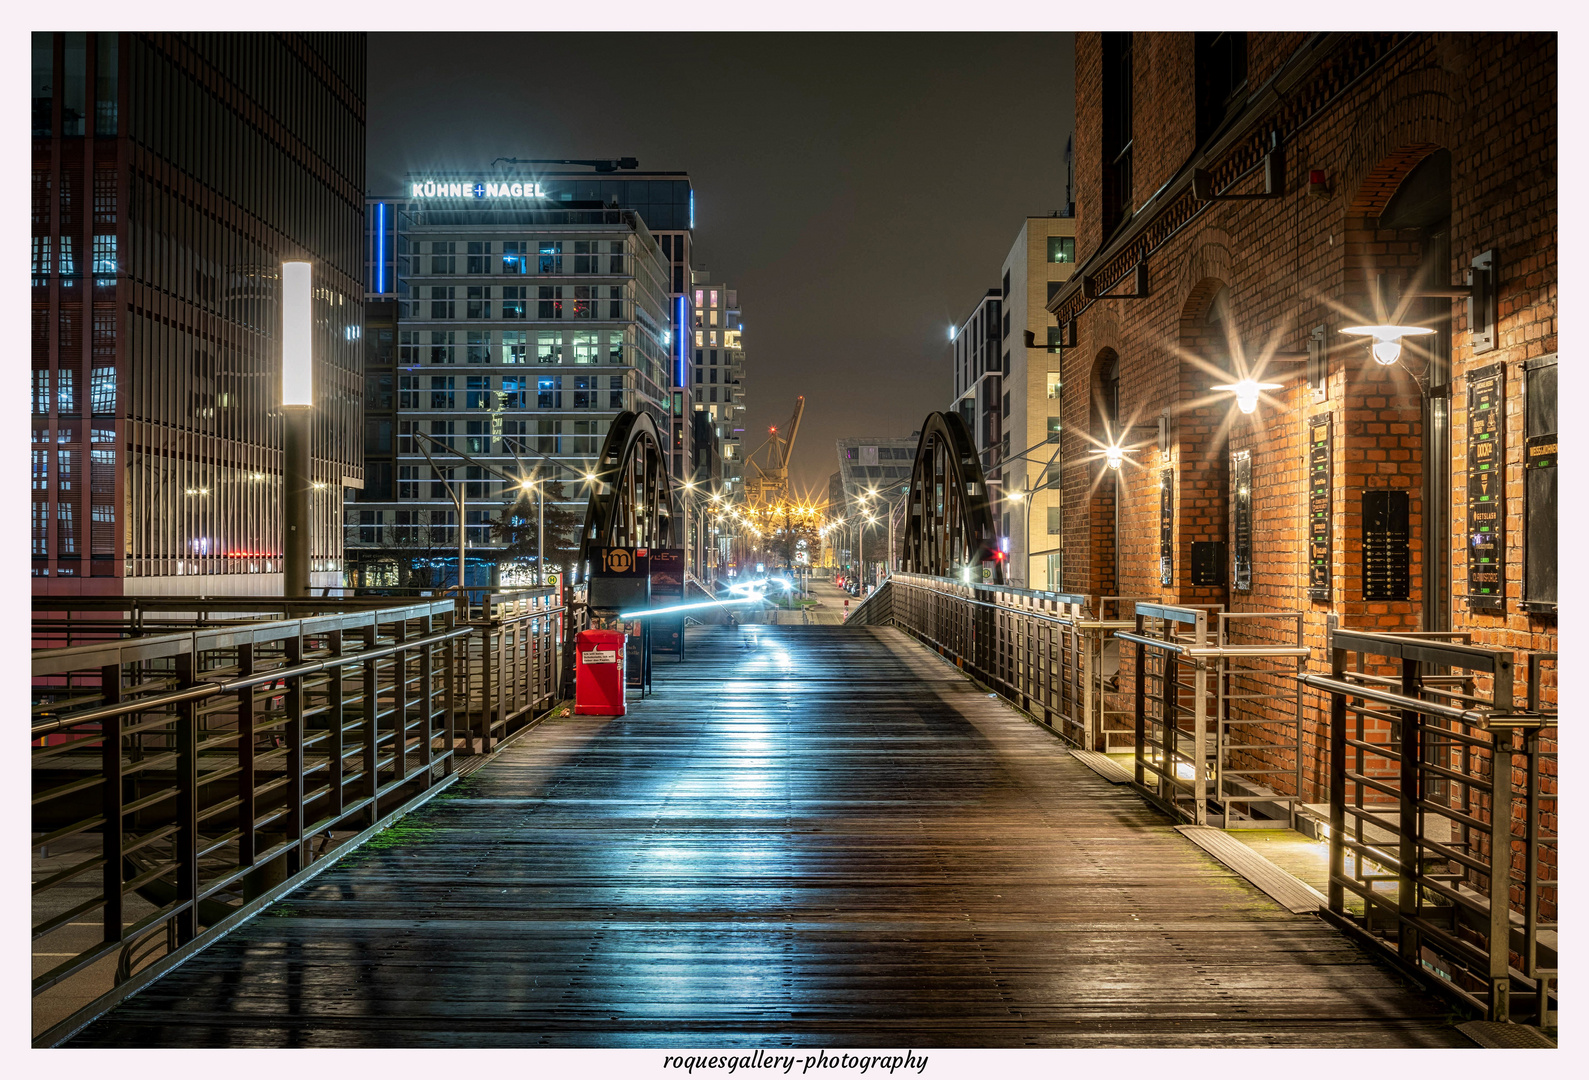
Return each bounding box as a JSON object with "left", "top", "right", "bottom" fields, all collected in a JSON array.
[{"left": 70, "top": 626, "right": 1465, "bottom": 1048}]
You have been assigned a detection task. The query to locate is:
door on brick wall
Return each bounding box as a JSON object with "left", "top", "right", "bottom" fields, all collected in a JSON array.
[{"left": 1380, "top": 149, "right": 1452, "bottom": 632}]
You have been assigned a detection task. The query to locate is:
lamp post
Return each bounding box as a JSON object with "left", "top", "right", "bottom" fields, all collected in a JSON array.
[{"left": 281, "top": 261, "right": 313, "bottom": 598}]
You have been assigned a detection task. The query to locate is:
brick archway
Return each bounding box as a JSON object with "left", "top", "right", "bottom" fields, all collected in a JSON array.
[{"left": 1173, "top": 279, "right": 1233, "bottom": 607}]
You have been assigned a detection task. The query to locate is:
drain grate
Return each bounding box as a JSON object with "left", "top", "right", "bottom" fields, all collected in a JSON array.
[{"left": 1457, "top": 1021, "right": 1556, "bottom": 1049}]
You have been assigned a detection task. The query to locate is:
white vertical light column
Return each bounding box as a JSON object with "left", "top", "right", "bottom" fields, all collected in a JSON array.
[{"left": 282, "top": 261, "right": 313, "bottom": 598}]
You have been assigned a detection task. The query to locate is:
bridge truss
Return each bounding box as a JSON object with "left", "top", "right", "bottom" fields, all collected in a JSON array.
[{"left": 899, "top": 411, "right": 1004, "bottom": 584}]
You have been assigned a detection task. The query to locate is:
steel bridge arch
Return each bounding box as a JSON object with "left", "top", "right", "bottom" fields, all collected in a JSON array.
[
  {"left": 577, "top": 410, "right": 677, "bottom": 571},
  {"left": 899, "top": 411, "right": 1003, "bottom": 584}
]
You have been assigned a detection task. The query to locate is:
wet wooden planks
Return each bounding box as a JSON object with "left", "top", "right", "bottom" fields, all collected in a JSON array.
[{"left": 68, "top": 625, "right": 1467, "bottom": 1048}]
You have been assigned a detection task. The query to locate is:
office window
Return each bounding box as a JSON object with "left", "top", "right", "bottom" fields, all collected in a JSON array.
[
  {"left": 537, "top": 376, "right": 562, "bottom": 409},
  {"left": 502, "top": 241, "right": 527, "bottom": 274},
  {"left": 466, "top": 240, "right": 493, "bottom": 274},
  {"left": 58, "top": 501, "right": 76, "bottom": 554},
  {"left": 573, "top": 375, "right": 597, "bottom": 409},
  {"left": 32, "top": 236, "right": 50, "bottom": 285},
  {"left": 1047, "top": 236, "right": 1075, "bottom": 263},
  {"left": 33, "top": 370, "right": 49, "bottom": 415},
  {"left": 397, "top": 421, "right": 418, "bottom": 454},
  {"left": 57, "top": 369, "right": 78, "bottom": 415},
  {"left": 430, "top": 286, "right": 455, "bottom": 319},
  {"left": 429, "top": 420, "right": 455, "bottom": 451},
  {"left": 430, "top": 242, "right": 456, "bottom": 274},
  {"left": 397, "top": 469, "right": 422, "bottom": 501},
  {"left": 1047, "top": 417, "right": 1062, "bottom": 442},
  {"left": 572, "top": 285, "right": 596, "bottom": 319},
  {"left": 1002, "top": 391, "right": 1011, "bottom": 418},
  {"left": 709, "top": 331, "right": 717, "bottom": 346},
  {"left": 1001, "top": 271, "right": 1010, "bottom": 299},
  {"left": 429, "top": 464, "right": 454, "bottom": 499},
  {"left": 502, "top": 285, "right": 526, "bottom": 318},
  {"left": 465, "top": 375, "right": 492, "bottom": 409},
  {"left": 94, "top": 172, "right": 116, "bottom": 227},
  {"left": 609, "top": 285, "right": 623, "bottom": 318},
  {"left": 90, "top": 367, "right": 115, "bottom": 414},
  {"left": 574, "top": 241, "right": 601, "bottom": 274},
  {"left": 62, "top": 33, "right": 85, "bottom": 137},
  {"left": 466, "top": 331, "right": 490, "bottom": 363},
  {"left": 573, "top": 331, "right": 601, "bottom": 364},
  {"left": 398, "top": 375, "right": 420, "bottom": 408},
  {"left": 609, "top": 375, "right": 625, "bottom": 409},
  {"left": 537, "top": 331, "right": 562, "bottom": 364},
  {"left": 1048, "top": 281, "right": 1063, "bottom": 304},
  {"left": 710, "top": 387, "right": 718, "bottom": 403},
  {"left": 609, "top": 241, "right": 625, "bottom": 273},
  {"left": 695, "top": 368, "right": 702, "bottom": 384},
  {"left": 1102, "top": 32, "right": 1135, "bottom": 236},
  {"left": 95, "top": 32, "right": 117, "bottom": 135},
  {"left": 1047, "top": 326, "right": 1065, "bottom": 353},
  {"left": 466, "top": 286, "right": 491, "bottom": 319},
  {"left": 33, "top": 449, "right": 47, "bottom": 491},
  {"left": 710, "top": 368, "right": 718, "bottom": 384},
  {"left": 429, "top": 330, "right": 455, "bottom": 364},
  {"left": 501, "top": 375, "right": 528, "bottom": 409},
  {"left": 608, "top": 331, "right": 625, "bottom": 364},
  {"left": 1195, "top": 32, "right": 1248, "bottom": 143},
  {"left": 501, "top": 330, "right": 527, "bottom": 364},
  {"left": 1047, "top": 373, "right": 1062, "bottom": 398},
  {"left": 538, "top": 285, "right": 562, "bottom": 318},
  {"left": 424, "top": 376, "right": 454, "bottom": 410},
  {"left": 538, "top": 240, "right": 562, "bottom": 273},
  {"left": 572, "top": 419, "right": 601, "bottom": 454},
  {"left": 535, "top": 419, "right": 561, "bottom": 454},
  {"left": 1047, "top": 506, "right": 1063, "bottom": 534},
  {"left": 695, "top": 331, "right": 703, "bottom": 347},
  {"left": 399, "top": 330, "right": 422, "bottom": 365},
  {"left": 32, "top": 34, "right": 51, "bottom": 138}
]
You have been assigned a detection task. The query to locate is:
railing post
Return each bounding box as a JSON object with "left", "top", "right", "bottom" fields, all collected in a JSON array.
[
  {"left": 1193, "top": 656, "right": 1209, "bottom": 827},
  {"left": 327, "top": 629, "right": 345, "bottom": 816},
  {"left": 100, "top": 661, "right": 123, "bottom": 947},
  {"left": 1326, "top": 640, "right": 1347, "bottom": 915},
  {"left": 362, "top": 622, "right": 380, "bottom": 824},
  {"left": 236, "top": 643, "right": 256, "bottom": 869},
  {"left": 418, "top": 611, "right": 434, "bottom": 785},
  {"left": 392, "top": 617, "right": 409, "bottom": 777},
  {"left": 444, "top": 605, "right": 458, "bottom": 773},
  {"left": 175, "top": 650, "right": 199, "bottom": 944},
  {"left": 1397, "top": 657, "right": 1422, "bottom": 970},
  {"left": 1133, "top": 610, "right": 1146, "bottom": 788},
  {"left": 285, "top": 629, "right": 305, "bottom": 876}
]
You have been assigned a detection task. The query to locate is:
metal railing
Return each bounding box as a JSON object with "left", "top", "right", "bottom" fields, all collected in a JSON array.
[
  {"left": 848, "top": 574, "right": 1134, "bottom": 749},
  {"left": 1301, "top": 630, "right": 1557, "bottom": 1026},
  {"left": 1116, "top": 604, "right": 1310, "bottom": 827},
  {"left": 31, "top": 590, "right": 566, "bottom": 1044}
]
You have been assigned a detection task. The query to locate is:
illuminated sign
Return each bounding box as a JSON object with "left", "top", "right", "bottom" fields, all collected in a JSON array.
[{"left": 409, "top": 179, "right": 548, "bottom": 199}]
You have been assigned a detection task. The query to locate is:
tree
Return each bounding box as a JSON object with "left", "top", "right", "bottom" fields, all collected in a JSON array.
[{"left": 490, "top": 478, "right": 584, "bottom": 581}]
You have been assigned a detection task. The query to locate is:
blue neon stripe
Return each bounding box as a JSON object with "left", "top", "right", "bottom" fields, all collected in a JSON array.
[{"left": 375, "top": 202, "right": 386, "bottom": 293}]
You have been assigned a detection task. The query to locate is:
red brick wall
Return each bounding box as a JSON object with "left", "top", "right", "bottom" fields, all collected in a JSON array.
[{"left": 1062, "top": 32, "right": 1557, "bottom": 803}]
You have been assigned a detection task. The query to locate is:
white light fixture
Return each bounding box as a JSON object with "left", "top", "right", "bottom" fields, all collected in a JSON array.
[
  {"left": 281, "top": 261, "right": 313, "bottom": 406},
  {"left": 1210, "top": 377, "right": 1284, "bottom": 414},
  {"left": 1340, "top": 322, "right": 1436, "bottom": 366},
  {"left": 1104, "top": 445, "right": 1124, "bottom": 470}
]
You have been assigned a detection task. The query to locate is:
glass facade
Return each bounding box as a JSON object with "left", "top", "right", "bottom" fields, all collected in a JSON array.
[{"left": 32, "top": 32, "right": 366, "bottom": 593}]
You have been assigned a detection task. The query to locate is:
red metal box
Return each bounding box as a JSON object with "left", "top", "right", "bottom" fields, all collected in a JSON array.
[{"left": 574, "top": 628, "right": 627, "bottom": 716}]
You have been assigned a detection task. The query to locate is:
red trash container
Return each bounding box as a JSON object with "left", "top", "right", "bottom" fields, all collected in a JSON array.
[{"left": 574, "top": 628, "right": 626, "bottom": 716}]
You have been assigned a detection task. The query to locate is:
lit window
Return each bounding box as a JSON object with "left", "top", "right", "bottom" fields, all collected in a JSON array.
[
  {"left": 694, "top": 289, "right": 704, "bottom": 306},
  {"left": 1047, "top": 236, "right": 1075, "bottom": 264},
  {"left": 709, "top": 290, "right": 718, "bottom": 306}
]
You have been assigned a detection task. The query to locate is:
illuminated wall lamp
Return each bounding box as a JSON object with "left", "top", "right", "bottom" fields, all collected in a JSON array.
[{"left": 1209, "top": 378, "right": 1283, "bottom": 414}]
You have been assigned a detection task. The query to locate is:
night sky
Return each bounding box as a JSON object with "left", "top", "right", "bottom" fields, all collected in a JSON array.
[{"left": 368, "top": 33, "right": 1076, "bottom": 497}]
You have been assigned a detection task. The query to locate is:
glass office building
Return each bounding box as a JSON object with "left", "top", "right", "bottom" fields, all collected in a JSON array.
[
  {"left": 31, "top": 32, "right": 366, "bottom": 596},
  {"left": 349, "top": 179, "right": 676, "bottom": 587}
]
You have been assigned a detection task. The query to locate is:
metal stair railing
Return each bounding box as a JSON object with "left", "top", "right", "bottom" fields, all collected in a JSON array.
[{"left": 1299, "top": 630, "right": 1556, "bottom": 1027}]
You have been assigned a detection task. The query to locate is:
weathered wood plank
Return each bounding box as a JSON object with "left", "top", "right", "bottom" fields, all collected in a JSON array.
[{"left": 68, "top": 625, "right": 1466, "bottom": 1048}]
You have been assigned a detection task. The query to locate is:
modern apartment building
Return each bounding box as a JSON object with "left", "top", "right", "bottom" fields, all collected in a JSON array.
[
  {"left": 348, "top": 179, "right": 675, "bottom": 587},
  {"left": 31, "top": 32, "right": 366, "bottom": 596},
  {"left": 688, "top": 272, "right": 746, "bottom": 496},
  {"left": 948, "top": 214, "right": 1077, "bottom": 589}
]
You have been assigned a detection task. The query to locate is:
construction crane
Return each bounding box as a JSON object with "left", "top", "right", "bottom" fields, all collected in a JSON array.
[{"left": 744, "top": 396, "right": 805, "bottom": 506}]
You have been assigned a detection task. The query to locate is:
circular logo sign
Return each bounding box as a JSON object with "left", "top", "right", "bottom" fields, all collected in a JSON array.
[{"left": 605, "top": 548, "right": 634, "bottom": 574}]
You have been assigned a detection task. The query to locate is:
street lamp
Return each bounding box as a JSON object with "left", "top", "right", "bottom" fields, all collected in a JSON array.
[
  {"left": 1209, "top": 377, "right": 1284, "bottom": 414},
  {"left": 281, "top": 260, "right": 313, "bottom": 598}
]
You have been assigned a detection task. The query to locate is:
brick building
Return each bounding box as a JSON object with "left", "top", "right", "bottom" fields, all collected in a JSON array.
[{"left": 1048, "top": 32, "right": 1556, "bottom": 795}]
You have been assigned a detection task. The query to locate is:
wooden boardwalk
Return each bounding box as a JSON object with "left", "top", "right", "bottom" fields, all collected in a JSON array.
[{"left": 68, "top": 625, "right": 1467, "bottom": 1048}]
